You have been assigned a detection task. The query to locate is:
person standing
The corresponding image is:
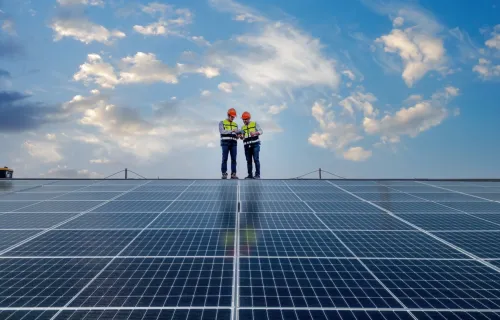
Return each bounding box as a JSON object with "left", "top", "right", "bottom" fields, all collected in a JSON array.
[
  {"left": 219, "top": 108, "right": 239, "bottom": 179},
  {"left": 240, "top": 111, "right": 263, "bottom": 179}
]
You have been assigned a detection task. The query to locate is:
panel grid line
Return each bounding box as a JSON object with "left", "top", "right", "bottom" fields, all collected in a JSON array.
[
  {"left": 0, "top": 181, "right": 153, "bottom": 256},
  {"left": 326, "top": 181, "right": 500, "bottom": 275},
  {"left": 0, "top": 181, "right": 108, "bottom": 216},
  {"left": 418, "top": 181, "right": 500, "bottom": 203},
  {"left": 376, "top": 183, "right": 500, "bottom": 229},
  {"left": 282, "top": 180, "right": 417, "bottom": 319},
  {"left": 47, "top": 180, "right": 196, "bottom": 320}
]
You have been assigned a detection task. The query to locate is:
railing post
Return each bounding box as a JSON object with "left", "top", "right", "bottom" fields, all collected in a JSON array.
[
  {"left": 319, "top": 168, "right": 322, "bottom": 179},
  {"left": 125, "top": 168, "right": 128, "bottom": 179}
]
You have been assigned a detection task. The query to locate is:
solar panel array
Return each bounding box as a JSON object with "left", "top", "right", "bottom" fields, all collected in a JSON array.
[{"left": 1, "top": 178, "right": 500, "bottom": 319}]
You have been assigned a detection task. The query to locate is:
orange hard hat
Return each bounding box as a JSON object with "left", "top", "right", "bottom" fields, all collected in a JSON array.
[
  {"left": 227, "top": 108, "right": 237, "bottom": 117},
  {"left": 241, "top": 111, "right": 251, "bottom": 120}
]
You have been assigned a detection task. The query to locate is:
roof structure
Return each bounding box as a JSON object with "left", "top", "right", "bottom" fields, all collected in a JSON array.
[{"left": 0, "top": 178, "right": 500, "bottom": 319}]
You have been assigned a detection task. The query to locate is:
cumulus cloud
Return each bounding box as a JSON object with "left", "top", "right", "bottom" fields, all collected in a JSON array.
[
  {"left": 50, "top": 15, "right": 125, "bottom": 44},
  {"left": 73, "top": 53, "right": 219, "bottom": 89},
  {"left": 41, "top": 166, "right": 103, "bottom": 178},
  {"left": 363, "top": 87, "right": 457, "bottom": 142},
  {"left": 134, "top": 3, "right": 193, "bottom": 38},
  {"left": 2, "top": 19, "right": 15, "bottom": 35},
  {"left": 485, "top": 25, "right": 500, "bottom": 50},
  {"left": 343, "top": 147, "right": 372, "bottom": 161},
  {"left": 192, "top": 36, "right": 211, "bottom": 46},
  {"left": 57, "top": 0, "right": 104, "bottom": 6},
  {"left": 218, "top": 82, "right": 235, "bottom": 93},
  {"left": 339, "top": 91, "right": 377, "bottom": 117},
  {"left": 473, "top": 58, "right": 500, "bottom": 79},
  {"left": 210, "top": 21, "right": 340, "bottom": 95},
  {"left": 23, "top": 140, "right": 63, "bottom": 163},
  {"left": 267, "top": 104, "right": 287, "bottom": 115},
  {"left": 209, "top": 0, "right": 265, "bottom": 23},
  {"left": 371, "top": 3, "right": 448, "bottom": 87}
]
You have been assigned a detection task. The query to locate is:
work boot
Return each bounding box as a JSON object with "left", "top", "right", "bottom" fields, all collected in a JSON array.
[
  {"left": 231, "top": 173, "right": 239, "bottom": 179},
  {"left": 222, "top": 173, "right": 228, "bottom": 179},
  {"left": 245, "top": 175, "right": 253, "bottom": 179},
  {"left": 254, "top": 175, "right": 260, "bottom": 179}
]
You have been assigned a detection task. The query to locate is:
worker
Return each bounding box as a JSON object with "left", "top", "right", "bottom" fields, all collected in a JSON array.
[
  {"left": 219, "top": 108, "right": 239, "bottom": 179},
  {"left": 240, "top": 111, "right": 263, "bottom": 179}
]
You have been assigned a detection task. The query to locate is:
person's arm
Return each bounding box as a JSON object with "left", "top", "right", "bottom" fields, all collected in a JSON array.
[{"left": 254, "top": 122, "right": 263, "bottom": 136}]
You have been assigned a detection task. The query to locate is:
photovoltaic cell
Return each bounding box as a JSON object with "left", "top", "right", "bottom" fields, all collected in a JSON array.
[
  {"left": 316, "top": 213, "right": 414, "bottom": 230},
  {"left": 297, "top": 192, "right": 360, "bottom": 201},
  {"left": 0, "top": 201, "right": 38, "bottom": 212},
  {"left": 121, "top": 229, "right": 232, "bottom": 256},
  {"left": 239, "top": 309, "right": 415, "bottom": 320},
  {"left": 56, "top": 309, "right": 232, "bottom": 320},
  {"left": 412, "top": 311, "right": 500, "bottom": 320},
  {"left": 239, "top": 257, "right": 403, "bottom": 308},
  {"left": 436, "top": 201, "right": 500, "bottom": 213},
  {"left": 116, "top": 192, "right": 182, "bottom": 201},
  {"left": 240, "top": 192, "right": 300, "bottom": 201},
  {"left": 149, "top": 212, "right": 235, "bottom": 229},
  {"left": 166, "top": 201, "right": 236, "bottom": 213},
  {"left": 0, "top": 230, "right": 40, "bottom": 251},
  {"left": 69, "top": 257, "right": 233, "bottom": 307},
  {"left": 445, "top": 186, "right": 500, "bottom": 193},
  {"left": 398, "top": 213, "right": 500, "bottom": 231},
  {"left": 59, "top": 212, "right": 158, "bottom": 229},
  {"left": 335, "top": 231, "right": 469, "bottom": 259},
  {"left": 178, "top": 191, "right": 236, "bottom": 201},
  {"left": 130, "top": 186, "right": 188, "bottom": 192},
  {"left": 239, "top": 230, "right": 352, "bottom": 257},
  {"left": 431, "top": 231, "right": 500, "bottom": 258},
  {"left": 287, "top": 186, "right": 339, "bottom": 193},
  {"left": 239, "top": 212, "right": 326, "bottom": 229},
  {"left": 4, "top": 230, "right": 140, "bottom": 257},
  {"left": 92, "top": 200, "right": 172, "bottom": 213},
  {"left": 337, "top": 186, "right": 404, "bottom": 193},
  {"left": 0, "top": 258, "right": 110, "bottom": 307},
  {"left": 306, "top": 201, "right": 384, "bottom": 213},
  {"left": 470, "top": 193, "right": 500, "bottom": 201},
  {"left": 0, "top": 193, "right": 64, "bottom": 200},
  {"left": 241, "top": 201, "right": 312, "bottom": 213},
  {"left": 15, "top": 201, "right": 102, "bottom": 213},
  {"left": 54, "top": 192, "right": 122, "bottom": 201},
  {"left": 363, "top": 258, "right": 500, "bottom": 309},
  {"left": 472, "top": 213, "right": 500, "bottom": 225},
  {"left": 240, "top": 186, "right": 291, "bottom": 193},
  {"left": 373, "top": 201, "right": 457, "bottom": 213},
  {"left": 0, "top": 212, "right": 78, "bottom": 229},
  {"left": 0, "top": 310, "right": 57, "bottom": 320},
  {"left": 353, "top": 192, "right": 420, "bottom": 202},
  {"left": 409, "top": 192, "right": 487, "bottom": 202}
]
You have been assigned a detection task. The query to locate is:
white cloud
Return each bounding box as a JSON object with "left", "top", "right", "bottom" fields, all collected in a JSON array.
[
  {"left": 90, "top": 158, "right": 112, "bottom": 164},
  {"left": 339, "top": 91, "right": 377, "bottom": 117},
  {"left": 2, "top": 20, "right": 15, "bottom": 35},
  {"left": 201, "top": 90, "right": 211, "bottom": 97},
  {"left": 218, "top": 82, "right": 235, "bottom": 93},
  {"left": 473, "top": 58, "right": 500, "bottom": 79},
  {"left": 363, "top": 90, "right": 453, "bottom": 141},
  {"left": 342, "top": 70, "right": 356, "bottom": 81},
  {"left": 50, "top": 17, "right": 125, "bottom": 45},
  {"left": 372, "top": 4, "right": 448, "bottom": 87},
  {"left": 308, "top": 100, "right": 363, "bottom": 153},
  {"left": 192, "top": 36, "right": 211, "bottom": 46},
  {"left": 73, "top": 54, "right": 120, "bottom": 89},
  {"left": 485, "top": 24, "right": 500, "bottom": 50},
  {"left": 57, "top": 0, "right": 104, "bottom": 6},
  {"left": 445, "top": 86, "right": 459, "bottom": 97},
  {"left": 134, "top": 5, "right": 193, "bottom": 38},
  {"left": 209, "top": 0, "right": 265, "bottom": 23},
  {"left": 46, "top": 134, "right": 57, "bottom": 141},
  {"left": 393, "top": 17, "right": 404, "bottom": 27},
  {"left": 343, "top": 147, "right": 372, "bottom": 161},
  {"left": 41, "top": 166, "right": 103, "bottom": 179},
  {"left": 73, "top": 53, "right": 219, "bottom": 88},
  {"left": 120, "top": 52, "right": 179, "bottom": 85},
  {"left": 211, "top": 21, "right": 340, "bottom": 94},
  {"left": 23, "top": 141, "right": 63, "bottom": 163},
  {"left": 376, "top": 29, "right": 446, "bottom": 87},
  {"left": 267, "top": 104, "right": 287, "bottom": 115}
]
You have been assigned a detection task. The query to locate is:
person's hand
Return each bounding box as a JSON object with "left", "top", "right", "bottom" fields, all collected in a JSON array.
[{"left": 250, "top": 132, "right": 258, "bottom": 137}]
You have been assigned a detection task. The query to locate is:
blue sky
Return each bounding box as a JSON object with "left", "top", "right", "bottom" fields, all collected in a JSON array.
[{"left": 0, "top": 0, "right": 499, "bottom": 179}]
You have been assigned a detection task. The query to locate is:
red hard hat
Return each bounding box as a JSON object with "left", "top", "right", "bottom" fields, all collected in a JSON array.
[
  {"left": 241, "top": 111, "right": 251, "bottom": 120},
  {"left": 227, "top": 108, "right": 237, "bottom": 117}
]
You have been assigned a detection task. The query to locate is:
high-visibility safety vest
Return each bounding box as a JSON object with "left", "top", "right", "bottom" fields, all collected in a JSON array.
[
  {"left": 241, "top": 121, "right": 260, "bottom": 146},
  {"left": 220, "top": 119, "right": 238, "bottom": 142}
]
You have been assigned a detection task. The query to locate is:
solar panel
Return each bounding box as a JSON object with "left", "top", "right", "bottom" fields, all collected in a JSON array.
[{"left": 0, "top": 178, "right": 499, "bottom": 319}]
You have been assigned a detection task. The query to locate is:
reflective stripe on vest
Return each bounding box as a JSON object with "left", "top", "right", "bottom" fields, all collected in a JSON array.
[
  {"left": 221, "top": 119, "right": 238, "bottom": 141},
  {"left": 241, "top": 121, "right": 260, "bottom": 145}
]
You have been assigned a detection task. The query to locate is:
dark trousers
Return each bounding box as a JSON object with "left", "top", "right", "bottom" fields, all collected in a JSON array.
[
  {"left": 221, "top": 142, "right": 237, "bottom": 174},
  {"left": 244, "top": 143, "right": 260, "bottom": 176}
]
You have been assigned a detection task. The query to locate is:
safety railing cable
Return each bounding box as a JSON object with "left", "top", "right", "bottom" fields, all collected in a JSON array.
[{"left": 290, "top": 168, "right": 346, "bottom": 180}]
